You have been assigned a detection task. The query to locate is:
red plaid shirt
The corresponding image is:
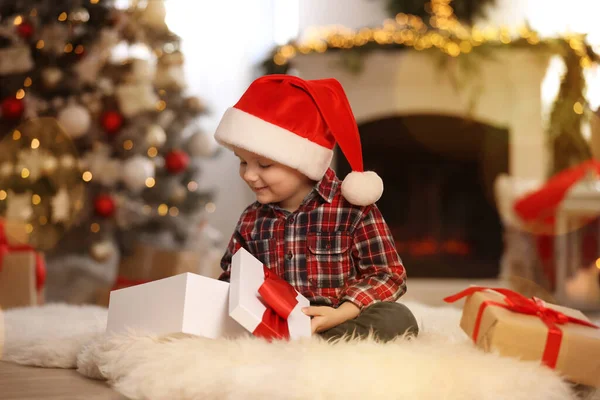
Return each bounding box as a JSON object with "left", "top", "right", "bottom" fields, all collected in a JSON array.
[{"left": 219, "top": 168, "right": 407, "bottom": 309}]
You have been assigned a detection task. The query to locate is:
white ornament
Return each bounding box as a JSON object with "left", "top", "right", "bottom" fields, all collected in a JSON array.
[
  {"left": 42, "top": 67, "right": 63, "bottom": 88},
  {"left": 51, "top": 187, "right": 70, "bottom": 223},
  {"left": 115, "top": 83, "right": 159, "bottom": 117},
  {"left": 57, "top": 104, "right": 91, "bottom": 138},
  {"left": 5, "top": 190, "right": 33, "bottom": 222},
  {"left": 90, "top": 240, "right": 116, "bottom": 262},
  {"left": 187, "top": 130, "right": 217, "bottom": 157},
  {"left": 122, "top": 155, "right": 155, "bottom": 192},
  {"left": 146, "top": 124, "right": 167, "bottom": 147}
]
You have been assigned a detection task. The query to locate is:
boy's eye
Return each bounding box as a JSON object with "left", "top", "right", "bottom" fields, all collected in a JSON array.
[
  {"left": 259, "top": 163, "right": 272, "bottom": 169},
  {"left": 239, "top": 161, "right": 247, "bottom": 166}
]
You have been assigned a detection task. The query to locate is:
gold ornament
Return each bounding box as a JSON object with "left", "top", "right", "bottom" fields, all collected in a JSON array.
[
  {"left": 90, "top": 240, "right": 115, "bottom": 262},
  {"left": 0, "top": 118, "right": 85, "bottom": 251},
  {"left": 170, "top": 184, "right": 187, "bottom": 204}
]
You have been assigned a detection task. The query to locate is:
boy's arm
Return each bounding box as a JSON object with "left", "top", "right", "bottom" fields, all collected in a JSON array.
[{"left": 340, "top": 205, "right": 407, "bottom": 310}]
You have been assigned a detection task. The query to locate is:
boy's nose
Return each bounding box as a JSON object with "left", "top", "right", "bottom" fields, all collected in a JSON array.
[{"left": 243, "top": 168, "right": 259, "bottom": 182}]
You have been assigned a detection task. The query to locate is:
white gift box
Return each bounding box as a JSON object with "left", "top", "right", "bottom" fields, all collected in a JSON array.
[
  {"left": 229, "top": 248, "right": 311, "bottom": 340},
  {"left": 106, "top": 273, "right": 246, "bottom": 339}
]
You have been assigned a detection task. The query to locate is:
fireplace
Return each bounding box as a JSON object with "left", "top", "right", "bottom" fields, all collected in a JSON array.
[{"left": 335, "top": 114, "right": 509, "bottom": 278}]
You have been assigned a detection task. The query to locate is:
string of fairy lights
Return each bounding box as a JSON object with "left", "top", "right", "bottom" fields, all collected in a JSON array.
[
  {"left": 264, "top": 0, "right": 598, "bottom": 176},
  {"left": 270, "top": 0, "right": 593, "bottom": 71}
]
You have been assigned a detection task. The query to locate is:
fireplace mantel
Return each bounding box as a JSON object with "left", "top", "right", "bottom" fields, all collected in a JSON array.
[{"left": 292, "top": 49, "right": 551, "bottom": 181}]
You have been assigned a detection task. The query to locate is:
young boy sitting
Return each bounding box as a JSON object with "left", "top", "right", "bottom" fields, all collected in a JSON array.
[{"left": 215, "top": 74, "right": 418, "bottom": 342}]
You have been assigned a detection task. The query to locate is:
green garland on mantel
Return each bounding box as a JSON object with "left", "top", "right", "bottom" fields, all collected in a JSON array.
[{"left": 261, "top": 28, "right": 599, "bottom": 177}]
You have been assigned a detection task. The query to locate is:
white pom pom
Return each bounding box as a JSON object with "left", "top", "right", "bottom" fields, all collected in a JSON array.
[{"left": 341, "top": 171, "right": 384, "bottom": 206}]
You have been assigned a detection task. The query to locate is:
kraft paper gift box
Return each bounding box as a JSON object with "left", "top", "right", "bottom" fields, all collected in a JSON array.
[
  {"left": 229, "top": 248, "right": 311, "bottom": 341},
  {"left": 445, "top": 287, "right": 600, "bottom": 387},
  {"left": 0, "top": 306, "right": 4, "bottom": 357},
  {"left": 106, "top": 272, "right": 246, "bottom": 339},
  {"left": 0, "top": 222, "right": 45, "bottom": 309}
]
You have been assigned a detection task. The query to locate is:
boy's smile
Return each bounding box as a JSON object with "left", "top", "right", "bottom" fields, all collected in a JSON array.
[{"left": 233, "top": 146, "right": 315, "bottom": 212}]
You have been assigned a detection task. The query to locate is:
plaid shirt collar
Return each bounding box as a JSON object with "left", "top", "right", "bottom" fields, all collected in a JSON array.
[{"left": 314, "top": 167, "right": 339, "bottom": 204}]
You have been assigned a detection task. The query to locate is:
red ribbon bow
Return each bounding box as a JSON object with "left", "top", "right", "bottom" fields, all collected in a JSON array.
[
  {"left": 0, "top": 221, "right": 46, "bottom": 292},
  {"left": 252, "top": 265, "right": 299, "bottom": 341},
  {"left": 444, "top": 287, "right": 599, "bottom": 369}
]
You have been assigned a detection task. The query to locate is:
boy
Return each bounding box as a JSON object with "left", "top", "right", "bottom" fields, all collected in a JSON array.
[{"left": 215, "top": 75, "right": 418, "bottom": 342}]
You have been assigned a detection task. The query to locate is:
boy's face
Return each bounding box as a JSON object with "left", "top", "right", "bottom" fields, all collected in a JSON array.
[{"left": 233, "top": 146, "right": 314, "bottom": 211}]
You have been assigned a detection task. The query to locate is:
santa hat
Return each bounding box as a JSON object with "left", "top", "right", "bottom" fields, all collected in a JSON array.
[{"left": 214, "top": 74, "right": 383, "bottom": 206}]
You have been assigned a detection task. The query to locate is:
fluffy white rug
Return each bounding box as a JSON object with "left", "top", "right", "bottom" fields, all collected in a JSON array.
[{"left": 1, "top": 301, "right": 594, "bottom": 400}]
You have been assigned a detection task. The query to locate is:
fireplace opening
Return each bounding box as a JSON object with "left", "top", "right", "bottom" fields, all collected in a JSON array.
[{"left": 335, "top": 115, "right": 509, "bottom": 278}]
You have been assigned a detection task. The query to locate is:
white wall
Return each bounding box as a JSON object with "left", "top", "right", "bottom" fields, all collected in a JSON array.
[
  {"left": 298, "top": 0, "right": 388, "bottom": 33},
  {"left": 165, "top": 0, "right": 276, "bottom": 240}
]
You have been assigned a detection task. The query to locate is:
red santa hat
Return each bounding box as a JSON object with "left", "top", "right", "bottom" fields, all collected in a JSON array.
[{"left": 214, "top": 74, "right": 383, "bottom": 206}]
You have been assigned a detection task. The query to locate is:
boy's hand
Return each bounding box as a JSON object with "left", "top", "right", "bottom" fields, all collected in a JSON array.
[{"left": 302, "top": 302, "right": 360, "bottom": 333}]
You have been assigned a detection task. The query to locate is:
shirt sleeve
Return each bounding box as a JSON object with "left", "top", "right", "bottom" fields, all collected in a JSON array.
[
  {"left": 218, "top": 208, "right": 252, "bottom": 282},
  {"left": 218, "top": 231, "right": 242, "bottom": 282},
  {"left": 340, "top": 205, "right": 407, "bottom": 310}
]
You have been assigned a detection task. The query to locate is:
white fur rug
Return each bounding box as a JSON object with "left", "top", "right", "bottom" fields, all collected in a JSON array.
[{"left": 1, "top": 301, "right": 595, "bottom": 400}]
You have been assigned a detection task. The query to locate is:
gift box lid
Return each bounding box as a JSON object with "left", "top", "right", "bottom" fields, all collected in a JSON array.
[{"left": 229, "top": 248, "right": 311, "bottom": 341}]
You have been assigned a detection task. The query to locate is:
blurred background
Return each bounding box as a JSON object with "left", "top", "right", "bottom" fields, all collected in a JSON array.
[{"left": 1, "top": 0, "right": 600, "bottom": 312}]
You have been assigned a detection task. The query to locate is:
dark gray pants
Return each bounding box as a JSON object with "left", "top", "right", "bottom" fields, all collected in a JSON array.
[{"left": 318, "top": 302, "right": 419, "bottom": 342}]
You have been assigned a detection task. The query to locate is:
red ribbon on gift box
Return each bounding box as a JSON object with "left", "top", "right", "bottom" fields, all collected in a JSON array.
[
  {"left": 0, "top": 221, "right": 46, "bottom": 293},
  {"left": 444, "top": 287, "right": 599, "bottom": 369},
  {"left": 252, "top": 265, "right": 299, "bottom": 341}
]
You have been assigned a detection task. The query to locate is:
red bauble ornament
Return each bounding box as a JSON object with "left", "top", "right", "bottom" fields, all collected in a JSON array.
[
  {"left": 1, "top": 97, "right": 25, "bottom": 120},
  {"left": 94, "top": 194, "right": 116, "bottom": 218},
  {"left": 101, "top": 110, "right": 123, "bottom": 135},
  {"left": 165, "top": 150, "right": 190, "bottom": 174},
  {"left": 17, "top": 21, "right": 34, "bottom": 39}
]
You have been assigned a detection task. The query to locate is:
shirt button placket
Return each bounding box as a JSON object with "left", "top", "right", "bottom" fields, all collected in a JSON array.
[{"left": 285, "top": 214, "right": 295, "bottom": 264}]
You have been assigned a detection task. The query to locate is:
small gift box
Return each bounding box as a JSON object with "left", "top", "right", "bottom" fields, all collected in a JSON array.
[
  {"left": 0, "top": 222, "right": 45, "bottom": 309},
  {"left": 229, "top": 248, "right": 311, "bottom": 341},
  {"left": 445, "top": 287, "right": 600, "bottom": 387},
  {"left": 106, "top": 272, "right": 246, "bottom": 339},
  {"left": 113, "top": 241, "right": 201, "bottom": 290}
]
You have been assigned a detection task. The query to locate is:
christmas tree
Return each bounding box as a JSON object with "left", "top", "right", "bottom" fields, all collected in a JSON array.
[{"left": 0, "top": 0, "right": 220, "bottom": 303}]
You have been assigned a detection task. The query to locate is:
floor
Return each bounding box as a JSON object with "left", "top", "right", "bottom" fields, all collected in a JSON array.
[
  {"left": 1, "top": 278, "right": 598, "bottom": 399},
  {"left": 0, "top": 361, "right": 127, "bottom": 400}
]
